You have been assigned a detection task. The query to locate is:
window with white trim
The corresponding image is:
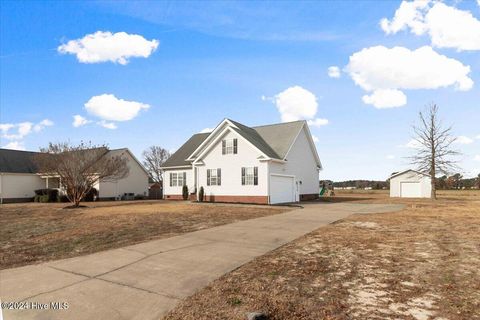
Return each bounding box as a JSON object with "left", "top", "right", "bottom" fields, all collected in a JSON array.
[
  {"left": 241, "top": 167, "right": 258, "bottom": 185},
  {"left": 222, "top": 138, "right": 237, "bottom": 155},
  {"left": 170, "top": 172, "right": 186, "bottom": 187},
  {"left": 207, "top": 168, "right": 221, "bottom": 186}
]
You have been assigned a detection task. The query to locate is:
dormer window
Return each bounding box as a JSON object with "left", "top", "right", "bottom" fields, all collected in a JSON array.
[{"left": 222, "top": 138, "right": 237, "bottom": 155}]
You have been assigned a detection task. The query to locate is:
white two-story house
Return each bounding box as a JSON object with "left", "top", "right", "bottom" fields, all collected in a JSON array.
[{"left": 161, "top": 119, "right": 322, "bottom": 204}]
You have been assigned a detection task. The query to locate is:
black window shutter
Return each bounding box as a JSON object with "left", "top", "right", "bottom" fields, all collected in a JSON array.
[
  {"left": 217, "top": 168, "right": 221, "bottom": 186},
  {"left": 207, "top": 169, "right": 211, "bottom": 186},
  {"left": 170, "top": 173, "right": 173, "bottom": 187},
  {"left": 233, "top": 138, "right": 238, "bottom": 154},
  {"left": 241, "top": 167, "right": 245, "bottom": 185},
  {"left": 222, "top": 140, "right": 226, "bottom": 155},
  {"left": 183, "top": 172, "right": 186, "bottom": 186},
  {"left": 254, "top": 167, "right": 258, "bottom": 185}
]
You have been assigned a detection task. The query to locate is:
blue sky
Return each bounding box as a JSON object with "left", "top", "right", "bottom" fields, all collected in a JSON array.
[{"left": 1, "top": 0, "right": 479, "bottom": 180}]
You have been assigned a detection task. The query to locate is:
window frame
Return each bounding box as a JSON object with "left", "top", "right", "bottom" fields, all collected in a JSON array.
[
  {"left": 242, "top": 166, "right": 258, "bottom": 186},
  {"left": 222, "top": 138, "right": 238, "bottom": 155}
]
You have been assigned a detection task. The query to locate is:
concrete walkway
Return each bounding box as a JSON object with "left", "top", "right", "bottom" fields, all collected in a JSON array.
[{"left": 1, "top": 202, "right": 404, "bottom": 320}]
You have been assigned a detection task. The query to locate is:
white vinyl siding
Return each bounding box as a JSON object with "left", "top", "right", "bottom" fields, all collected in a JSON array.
[{"left": 197, "top": 130, "right": 268, "bottom": 197}]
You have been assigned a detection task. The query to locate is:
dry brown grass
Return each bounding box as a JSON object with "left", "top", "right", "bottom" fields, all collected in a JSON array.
[
  {"left": 165, "top": 192, "right": 480, "bottom": 320},
  {"left": 0, "top": 200, "right": 289, "bottom": 270}
]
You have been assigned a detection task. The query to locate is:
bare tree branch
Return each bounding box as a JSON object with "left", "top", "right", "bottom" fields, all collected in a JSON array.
[
  {"left": 408, "top": 104, "right": 461, "bottom": 200},
  {"left": 142, "top": 146, "right": 170, "bottom": 183},
  {"left": 34, "top": 142, "right": 129, "bottom": 207}
]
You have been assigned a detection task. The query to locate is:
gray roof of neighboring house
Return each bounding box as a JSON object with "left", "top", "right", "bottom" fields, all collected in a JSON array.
[
  {"left": 0, "top": 149, "right": 39, "bottom": 173},
  {"left": 162, "top": 119, "right": 306, "bottom": 168},
  {"left": 0, "top": 147, "right": 147, "bottom": 175}
]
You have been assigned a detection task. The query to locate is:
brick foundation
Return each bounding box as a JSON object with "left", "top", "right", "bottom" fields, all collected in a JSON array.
[
  {"left": 165, "top": 194, "right": 269, "bottom": 204},
  {"left": 164, "top": 194, "right": 184, "bottom": 200},
  {"left": 300, "top": 193, "right": 319, "bottom": 201},
  {"left": 203, "top": 195, "right": 269, "bottom": 204}
]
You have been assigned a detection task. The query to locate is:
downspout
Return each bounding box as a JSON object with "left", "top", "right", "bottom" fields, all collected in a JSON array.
[{"left": 267, "top": 161, "right": 271, "bottom": 204}]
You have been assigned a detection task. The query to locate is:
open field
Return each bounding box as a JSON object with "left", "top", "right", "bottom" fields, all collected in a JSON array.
[
  {"left": 165, "top": 191, "right": 480, "bottom": 320},
  {"left": 0, "top": 200, "right": 290, "bottom": 270}
]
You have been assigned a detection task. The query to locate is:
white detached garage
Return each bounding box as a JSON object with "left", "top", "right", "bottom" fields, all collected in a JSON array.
[{"left": 389, "top": 169, "right": 432, "bottom": 198}]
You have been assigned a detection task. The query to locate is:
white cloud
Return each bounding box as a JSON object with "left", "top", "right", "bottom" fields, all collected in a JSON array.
[
  {"left": 1, "top": 119, "right": 53, "bottom": 150},
  {"left": 199, "top": 128, "right": 214, "bottom": 133},
  {"left": 381, "top": 1, "right": 480, "bottom": 51},
  {"left": 327, "top": 66, "right": 341, "bottom": 78},
  {"left": 58, "top": 31, "right": 159, "bottom": 65},
  {"left": 72, "top": 115, "right": 91, "bottom": 127},
  {"left": 97, "top": 120, "right": 117, "bottom": 130},
  {"left": 312, "top": 135, "right": 319, "bottom": 143},
  {"left": 362, "top": 89, "right": 407, "bottom": 109},
  {"left": 474, "top": 155, "right": 480, "bottom": 161},
  {"left": 1, "top": 122, "right": 33, "bottom": 140},
  {"left": 476, "top": 134, "right": 480, "bottom": 140},
  {"left": 85, "top": 94, "right": 150, "bottom": 122},
  {"left": 346, "top": 45, "right": 473, "bottom": 107},
  {"left": 33, "top": 119, "right": 53, "bottom": 132},
  {"left": 0, "top": 124, "right": 14, "bottom": 133},
  {"left": 386, "top": 155, "right": 395, "bottom": 159},
  {"left": 271, "top": 86, "right": 318, "bottom": 122},
  {"left": 2, "top": 141, "right": 25, "bottom": 150},
  {"left": 405, "top": 139, "right": 423, "bottom": 149},
  {"left": 455, "top": 135, "right": 474, "bottom": 144},
  {"left": 380, "top": 0, "right": 431, "bottom": 35},
  {"left": 265, "top": 86, "right": 329, "bottom": 126},
  {"left": 307, "top": 118, "right": 329, "bottom": 127}
]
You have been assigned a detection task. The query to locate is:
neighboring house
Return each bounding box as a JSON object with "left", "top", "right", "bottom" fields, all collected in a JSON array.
[
  {"left": 0, "top": 148, "right": 149, "bottom": 203},
  {"left": 389, "top": 169, "right": 432, "bottom": 198},
  {"left": 161, "top": 119, "right": 322, "bottom": 204}
]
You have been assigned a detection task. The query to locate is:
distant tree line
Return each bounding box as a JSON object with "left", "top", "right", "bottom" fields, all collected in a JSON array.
[
  {"left": 332, "top": 180, "right": 388, "bottom": 190},
  {"left": 330, "top": 173, "right": 480, "bottom": 190},
  {"left": 435, "top": 173, "right": 480, "bottom": 190}
]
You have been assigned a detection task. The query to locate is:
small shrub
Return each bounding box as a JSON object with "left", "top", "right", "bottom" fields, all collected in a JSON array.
[
  {"left": 34, "top": 188, "right": 49, "bottom": 196},
  {"left": 34, "top": 189, "right": 58, "bottom": 202},
  {"left": 182, "top": 185, "right": 189, "bottom": 200},
  {"left": 198, "top": 186, "right": 204, "bottom": 202}
]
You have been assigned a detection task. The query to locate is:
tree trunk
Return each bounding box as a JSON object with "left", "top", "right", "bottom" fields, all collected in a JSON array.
[{"left": 430, "top": 174, "right": 436, "bottom": 200}]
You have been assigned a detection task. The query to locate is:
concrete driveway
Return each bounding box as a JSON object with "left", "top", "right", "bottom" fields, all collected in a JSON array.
[{"left": 0, "top": 202, "right": 404, "bottom": 320}]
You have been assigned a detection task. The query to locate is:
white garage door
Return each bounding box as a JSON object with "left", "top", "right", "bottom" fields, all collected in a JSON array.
[
  {"left": 270, "top": 175, "right": 295, "bottom": 204},
  {"left": 400, "top": 182, "right": 422, "bottom": 198}
]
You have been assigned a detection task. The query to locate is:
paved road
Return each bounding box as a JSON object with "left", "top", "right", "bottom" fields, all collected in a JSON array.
[{"left": 0, "top": 202, "right": 404, "bottom": 320}]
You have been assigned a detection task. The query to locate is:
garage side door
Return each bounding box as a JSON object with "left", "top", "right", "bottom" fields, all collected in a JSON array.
[
  {"left": 400, "top": 182, "right": 421, "bottom": 198},
  {"left": 270, "top": 175, "right": 295, "bottom": 204}
]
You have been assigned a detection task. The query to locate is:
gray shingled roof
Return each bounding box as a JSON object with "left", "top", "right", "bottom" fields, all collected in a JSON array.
[
  {"left": 162, "top": 119, "right": 306, "bottom": 168},
  {"left": 162, "top": 133, "right": 210, "bottom": 167},
  {"left": 0, "top": 149, "right": 39, "bottom": 173},
  {"left": 252, "top": 120, "right": 305, "bottom": 159},
  {"left": 0, "top": 147, "right": 131, "bottom": 174}
]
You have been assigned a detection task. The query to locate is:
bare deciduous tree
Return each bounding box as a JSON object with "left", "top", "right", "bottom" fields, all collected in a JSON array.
[
  {"left": 409, "top": 104, "right": 460, "bottom": 199},
  {"left": 34, "top": 142, "right": 129, "bottom": 207},
  {"left": 142, "top": 146, "right": 170, "bottom": 183}
]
